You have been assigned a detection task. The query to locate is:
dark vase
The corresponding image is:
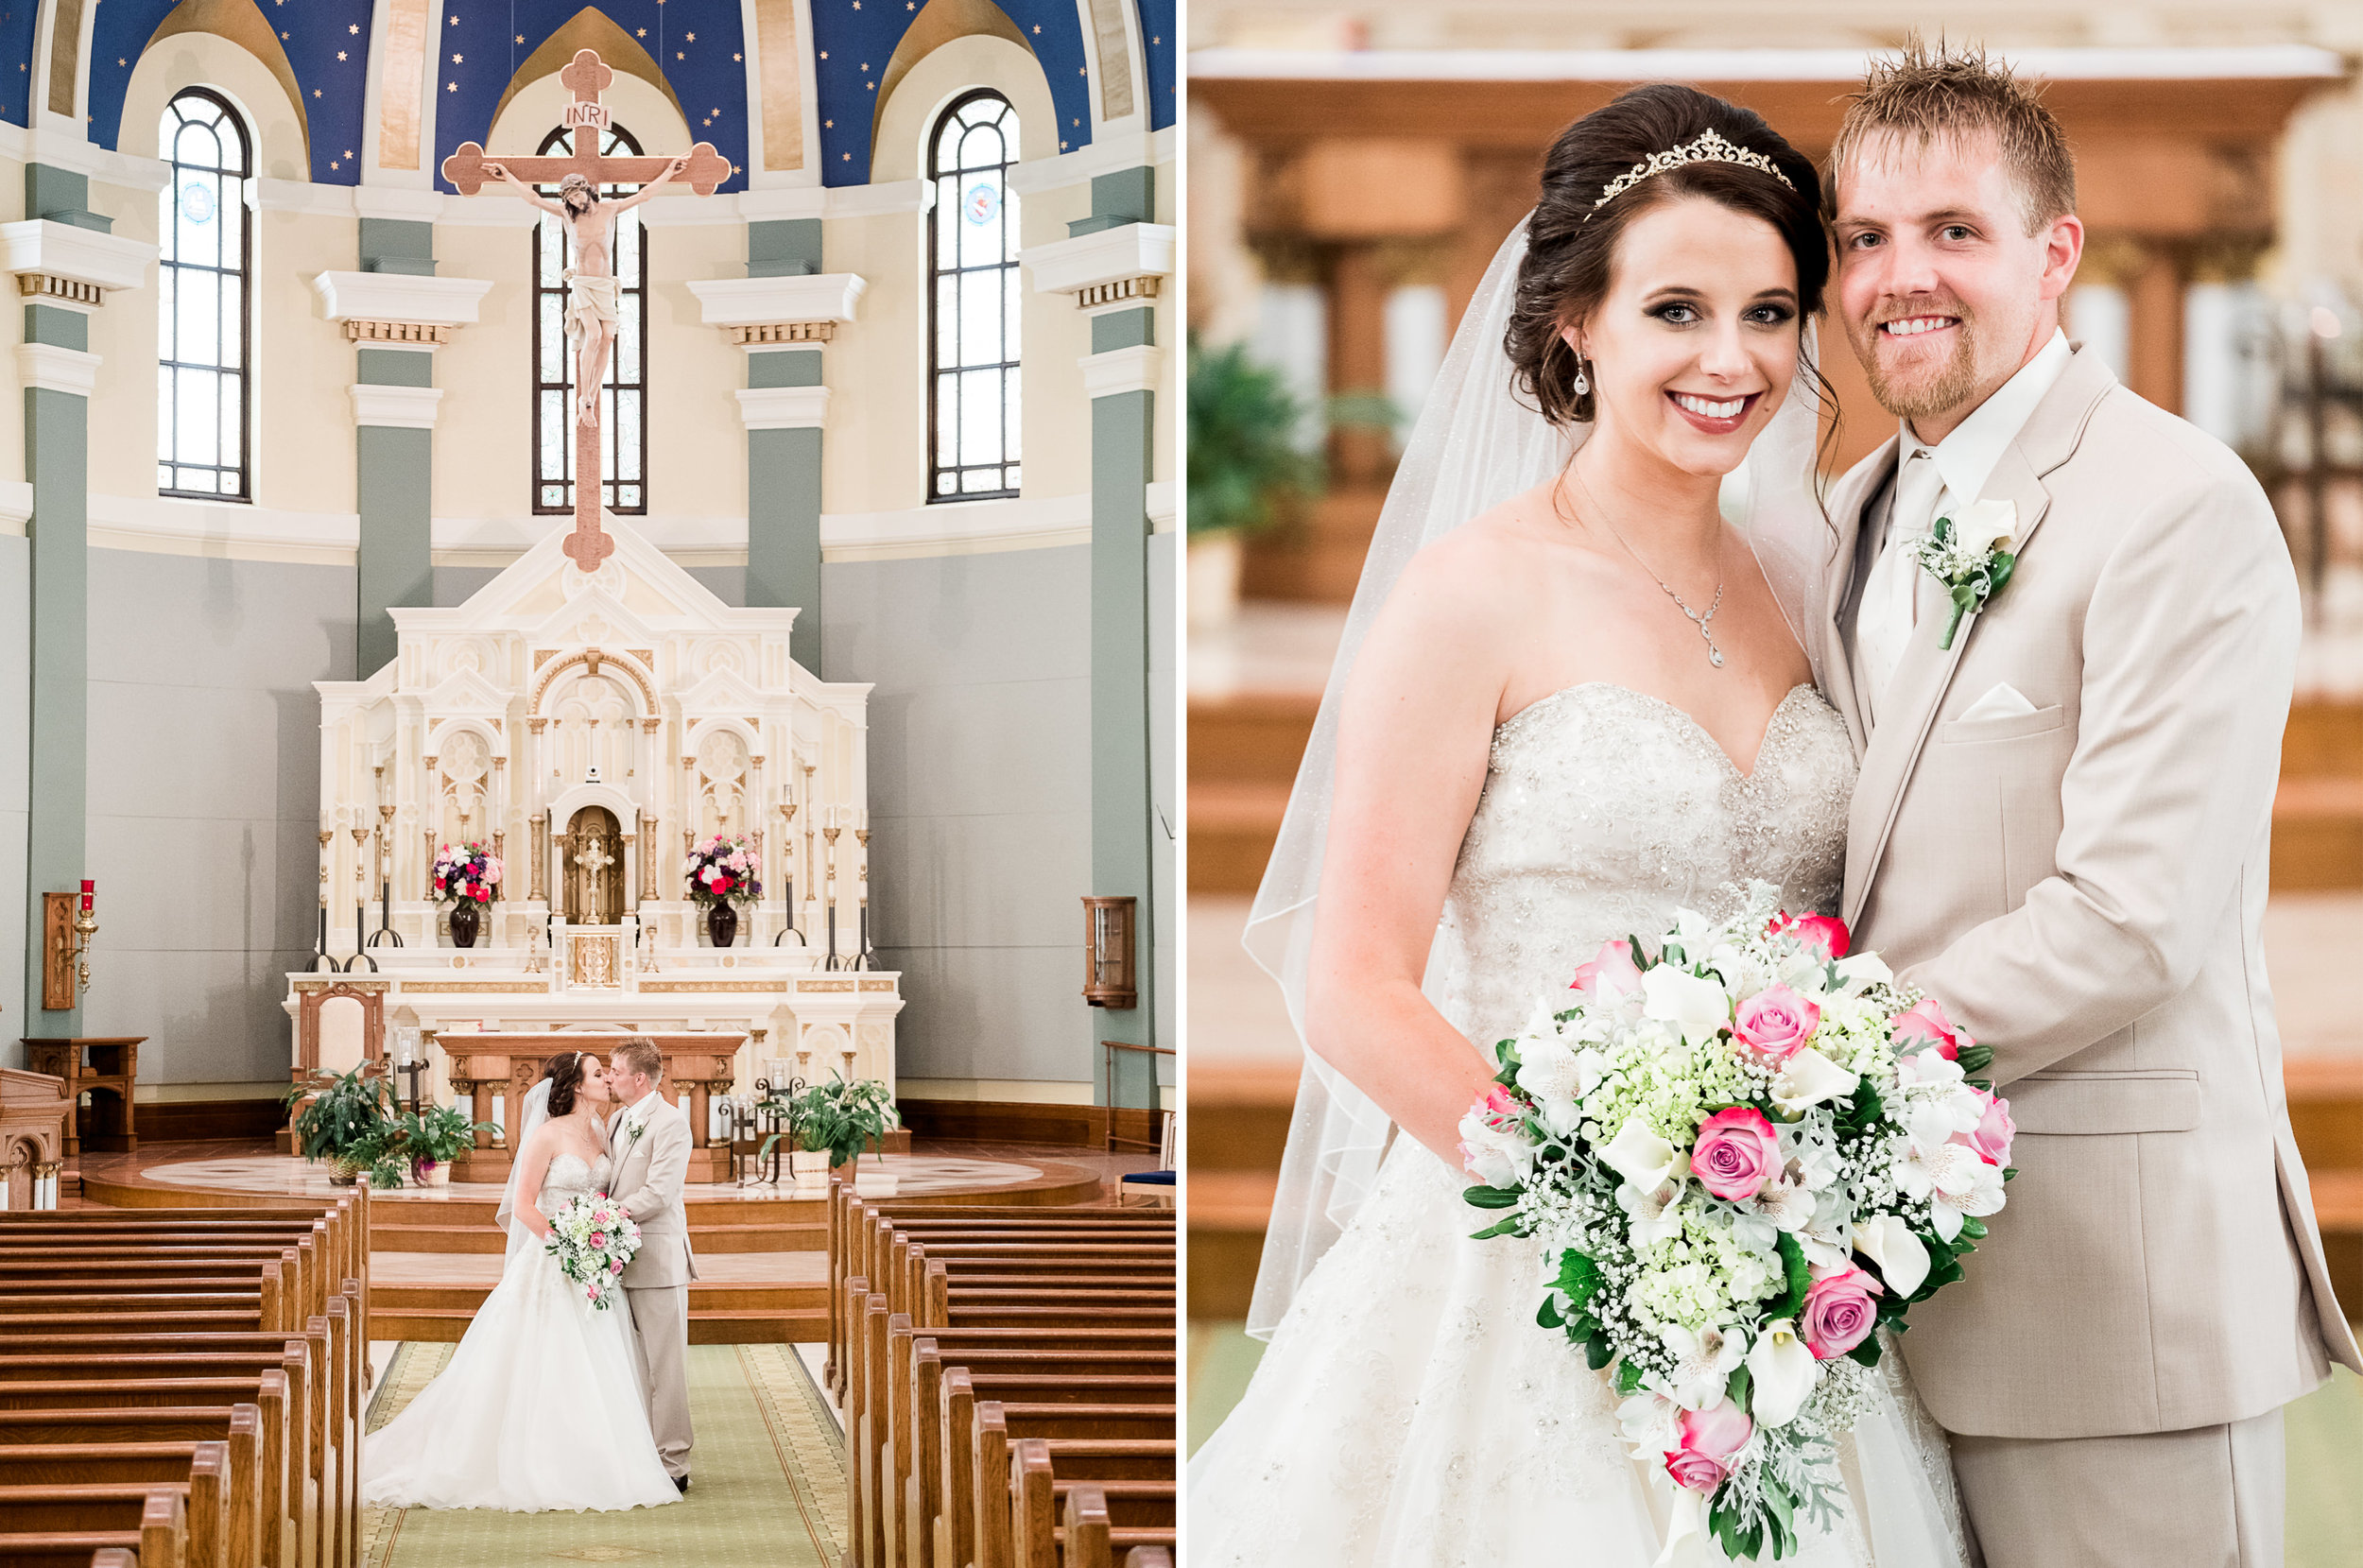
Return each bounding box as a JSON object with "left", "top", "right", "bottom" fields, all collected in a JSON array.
[
  {"left": 449, "top": 901, "right": 481, "bottom": 948},
  {"left": 708, "top": 902, "right": 739, "bottom": 948}
]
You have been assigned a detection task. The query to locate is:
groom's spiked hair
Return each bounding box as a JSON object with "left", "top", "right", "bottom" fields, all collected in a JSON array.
[
  {"left": 612, "top": 1037, "right": 664, "bottom": 1084},
  {"left": 1826, "top": 36, "right": 2077, "bottom": 233}
]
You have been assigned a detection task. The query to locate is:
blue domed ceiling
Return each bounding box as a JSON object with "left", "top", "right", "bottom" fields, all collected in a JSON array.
[{"left": 9, "top": 0, "right": 1169, "bottom": 189}]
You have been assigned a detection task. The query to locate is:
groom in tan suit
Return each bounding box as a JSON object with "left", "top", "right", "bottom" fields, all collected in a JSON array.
[
  {"left": 1813, "top": 42, "right": 2359, "bottom": 1567},
  {"left": 606, "top": 1038, "right": 698, "bottom": 1490}
]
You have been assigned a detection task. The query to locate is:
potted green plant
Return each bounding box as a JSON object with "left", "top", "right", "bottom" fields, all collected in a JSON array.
[
  {"left": 1185, "top": 335, "right": 1320, "bottom": 629},
  {"left": 760, "top": 1073, "right": 899, "bottom": 1183},
  {"left": 283, "top": 1066, "right": 399, "bottom": 1186},
  {"left": 394, "top": 1103, "right": 492, "bottom": 1187}
]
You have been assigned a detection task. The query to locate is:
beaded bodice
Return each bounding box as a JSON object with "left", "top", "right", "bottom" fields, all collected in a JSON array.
[
  {"left": 1435, "top": 682, "right": 1855, "bottom": 1051},
  {"left": 538, "top": 1151, "right": 614, "bottom": 1212}
]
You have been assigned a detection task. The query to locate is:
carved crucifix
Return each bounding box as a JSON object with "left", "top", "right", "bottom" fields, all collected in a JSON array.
[
  {"left": 441, "top": 49, "right": 731, "bottom": 572},
  {"left": 573, "top": 836, "right": 617, "bottom": 924}
]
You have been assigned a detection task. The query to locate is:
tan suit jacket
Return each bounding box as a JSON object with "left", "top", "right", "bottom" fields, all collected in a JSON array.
[
  {"left": 1812, "top": 345, "right": 2361, "bottom": 1441},
  {"left": 607, "top": 1094, "right": 699, "bottom": 1288}
]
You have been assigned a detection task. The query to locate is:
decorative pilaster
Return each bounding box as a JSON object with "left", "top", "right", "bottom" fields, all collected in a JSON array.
[
  {"left": 1024, "top": 170, "right": 1172, "bottom": 1096},
  {"left": 7, "top": 167, "right": 155, "bottom": 1039},
  {"left": 315, "top": 255, "right": 494, "bottom": 676},
  {"left": 687, "top": 250, "right": 866, "bottom": 676}
]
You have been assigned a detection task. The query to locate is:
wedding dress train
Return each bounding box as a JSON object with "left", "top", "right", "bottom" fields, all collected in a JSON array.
[
  {"left": 1189, "top": 683, "right": 1972, "bottom": 1566},
  {"left": 362, "top": 1150, "right": 681, "bottom": 1513}
]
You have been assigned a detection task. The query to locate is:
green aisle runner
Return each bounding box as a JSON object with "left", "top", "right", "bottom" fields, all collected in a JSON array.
[{"left": 361, "top": 1343, "right": 845, "bottom": 1567}]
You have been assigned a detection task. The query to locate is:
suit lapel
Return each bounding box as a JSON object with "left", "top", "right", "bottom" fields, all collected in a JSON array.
[
  {"left": 1817, "top": 435, "right": 1899, "bottom": 757},
  {"left": 1840, "top": 348, "right": 2118, "bottom": 927}
]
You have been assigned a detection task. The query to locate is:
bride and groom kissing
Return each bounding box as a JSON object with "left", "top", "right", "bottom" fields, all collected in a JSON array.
[
  {"left": 1192, "top": 38, "right": 2358, "bottom": 1568},
  {"left": 363, "top": 1039, "right": 699, "bottom": 1512}
]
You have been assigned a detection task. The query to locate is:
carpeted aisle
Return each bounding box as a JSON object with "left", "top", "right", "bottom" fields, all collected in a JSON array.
[{"left": 360, "top": 1342, "right": 845, "bottom": 1567}]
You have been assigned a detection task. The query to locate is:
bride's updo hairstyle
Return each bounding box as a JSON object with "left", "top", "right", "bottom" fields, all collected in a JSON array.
[
  {"left": 541, "top": 1050, "right": 593, "bottom": 1118},
  {"left": 1508, "top": 83, "right": 1826, "bottom": 427}
]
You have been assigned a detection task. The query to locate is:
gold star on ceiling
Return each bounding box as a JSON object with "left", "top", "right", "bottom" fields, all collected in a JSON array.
[
  {"left": 686, "top": 32, "right": 696, "bottom": 42},
  {"left": 452, "top": 53, "right": 462, "bottom": 62},
  {"left": 350, "top": 23, "right": 360, "bottom": 33},
  {"left": 637, "top": 27, "right": 647, "bottom": 37},
  {"left": 824, "top": 119, "right": 833, "bottom": 129},
  {"left": 1032, "top": 24, "right": 1041, "bottom": 32},
  {"left": 516, "top": 35, "right": 525, "bottom": 43},
  {"left": 447, "top": 82, "right": 457, "bottom": 92},
  {"left": 336, "top": 51, "right": 346, "bottom": 60},
  {"left": 733, "top": 53, "right": 743, "bottom": 61}
]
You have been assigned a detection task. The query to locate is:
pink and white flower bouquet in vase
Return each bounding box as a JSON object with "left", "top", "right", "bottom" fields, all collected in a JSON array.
[
  {"left": 543, "top": 1192, "right": 643, "bottom": 1310},
  {"left": 1460, "top": 882, "right": 2014, "bottom": 1561}
]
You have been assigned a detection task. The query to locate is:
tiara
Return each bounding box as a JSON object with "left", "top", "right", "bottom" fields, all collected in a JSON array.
[{"left": 1587, "top": 129, "right": 1796, "bottom": 220}]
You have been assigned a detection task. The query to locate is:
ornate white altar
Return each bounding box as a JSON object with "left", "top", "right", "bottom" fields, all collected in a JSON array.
[{"left": 285, "top": 516, "right": 902, "bottom": 1100}]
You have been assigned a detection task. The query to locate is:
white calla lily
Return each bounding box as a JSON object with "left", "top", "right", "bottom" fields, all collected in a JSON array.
[
  {"left": 1831, "top": 952, "right": 1892, "bottom": 992},
  {"left": 1601, "top": 1117, "right": 1686, "bottom": 1193},
  {"left": 1852, "top": 1213, "right": 1931, "bottom": 1298},
  {"left": 1745, "top": 1318, "right": 1820, "bottom": 1428},
  {"left": 1643, "top": 966, "right": 1733, "bottom": 1046},
  {"left": 1769, "top": 1046, "right": 1859, "bottom": 1116},
  {"left": 1659, "top": 1321, "right": 1748, "bottom": 1410},
  {"left": 1954, "top": 497, "right": 2018, "bottom": 556}
]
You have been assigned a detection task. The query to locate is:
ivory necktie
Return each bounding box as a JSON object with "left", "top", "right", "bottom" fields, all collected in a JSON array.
[{"left": 1857, "top": 447, "right": 1947, "bottom": 713}]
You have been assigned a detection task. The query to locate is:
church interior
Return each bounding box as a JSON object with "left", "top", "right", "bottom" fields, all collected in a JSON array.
[
  {"left": 0, "top": 0, "right": 1177, "bottom": 1562},
  {"left": 1185, "top": 7, "right": 2363, "bottom": 1558}
]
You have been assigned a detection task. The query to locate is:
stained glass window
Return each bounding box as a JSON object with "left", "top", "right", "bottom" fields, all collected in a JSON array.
[
  {"left": 533, "top": 122, "right": 647, "bottom": 515},
  {"left": 928, "top": 93, "right": 1021, "bottom": 501},
  {"left": 157, "top": 90, "right": 251, "bottom": 501}
]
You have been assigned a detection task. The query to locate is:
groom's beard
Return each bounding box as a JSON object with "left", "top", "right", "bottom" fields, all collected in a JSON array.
[{"left": 1852, "top": 294, "right": 1981, "bottom": 423}]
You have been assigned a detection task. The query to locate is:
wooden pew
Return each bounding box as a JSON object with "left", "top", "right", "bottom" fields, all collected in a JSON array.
[
  {"left": 0, "top": 1485, "right": 187, "bottom": 1568},
  {"left": 0, "top": 1422, "right": 248, "bottom": 1568},
  {"left": 986, "top": 1428, "right": 1175, "bottom": 1568}
]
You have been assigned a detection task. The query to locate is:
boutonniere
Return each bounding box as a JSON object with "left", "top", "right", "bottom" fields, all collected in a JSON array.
[
  {"left": 626, "top": 1120, "right": 647, "bottom": 1151},
  {"left": 1909, "top": 499, "right": 2018, "bottom": 649}
]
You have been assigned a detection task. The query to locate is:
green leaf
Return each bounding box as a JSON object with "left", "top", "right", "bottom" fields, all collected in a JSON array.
[
  {"left": 1768, "top": 1231, "right": 1811, "bottom": 1321},
  {"left": 1958, "top": 1215, "right": 1988, "bottom": 1242},
  {"left": 1466, "top": 1215, "right": 1525, "bottom": 1241},
  {"left": 1955, "top": 1043, "right": 1993, "bottom": 1075},
  {"left": 1932, "top": 515, "right": 1955, "bottom": 545},
  {"left": 1462, "top": 1184, "right": 1521, "bottom": 1210},
  {"left": 1988, "top": 551, "right": 2018, "bottom": 595},
  {"left": 2002, "top": 1166, "right": 2019, "bottom": 1181},
  {"left": 1614, "top": 1357, "right": 1645, "bottom": 1394},
  {"left": 1584, "top": 1333, "right": 1614, "bottom": 1371},
  {"left": 1725, "top": 1363, "right": 1752, "bottom": 1413},
  {"left": 1537, "top": 1296, "right": 1563, "bottom": 1330},
  {"left": 1556, "top": 1250, "right": 1604, "bottom": 1311},
  {"left": 1847, "top": 1336, "right": 1884, "bottom": 1369},
  {"left": 1628, "top": 935, "right": 1651, "bottom": 968}
]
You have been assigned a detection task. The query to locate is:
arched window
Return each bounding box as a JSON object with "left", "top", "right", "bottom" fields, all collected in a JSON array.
[
  {"left": 157, "top": 90, "right": 252, "bottom": 500},
  {"left": 928, "top": 92, "right": 1021, "bottom": 502},
  {"left": 533, "top": 122, "right": 648, "bottom": 515}
]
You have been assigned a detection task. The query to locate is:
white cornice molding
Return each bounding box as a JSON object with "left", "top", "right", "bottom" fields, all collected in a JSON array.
[
  {"left": 0, "top": 479, "right": 31, "bottom": 535},
  {"left": 1006, "top": 127, "right": 1177, "bottom": 196},
  {"left": 1023, "top": 223, "right": 1175, "bottom": 299},
  {"left": 314, "top": 271, "right": 495, "bottom": 330},
  {"left": 1, "top": 220, "right": 157, "bottom": 296},
  {"left": 687, "top": 273, "right": 867, "bottom": 330},
  {"left": 17, "top": 341, "right": 101, "bottom": 397},
  {"left": 1079, "top": 343, "right": 1163, "bottom": 400},
  {"left": 352, "top": 185, "right": 448, "bottom": 223},
  {"left": 819, "top": 492, "right": 1093, "bottom": 562},
  {"left": 1147, "top": 479, "right": 1177, "bottom": 534},
  {"left": 1183, "top": 44, "right": 2348, "bottom": 82},
  {"left": 86, "top": 492, "right": 361, "bottom": 566},
  {"left": 257, "top": 179, "right": 356, "bottom": 217},
  {"left": 349, "top": 383, "right": 445, "bottom": 429},
  {"left": 734, "top": 385, "right": 832, "bottom": 430},
  {"left": 0, "top": 122, "right": 171, "bottom": 193}
]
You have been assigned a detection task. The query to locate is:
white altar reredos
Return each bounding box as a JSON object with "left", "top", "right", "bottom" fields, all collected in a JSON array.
[{"left": 283, "top": 517, "right": 903, "bottom": 1104}]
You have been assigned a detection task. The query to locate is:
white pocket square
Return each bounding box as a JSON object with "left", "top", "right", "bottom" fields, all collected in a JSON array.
[{"left": 1960, "top": 682, "right": 2038, "bottom": 721}]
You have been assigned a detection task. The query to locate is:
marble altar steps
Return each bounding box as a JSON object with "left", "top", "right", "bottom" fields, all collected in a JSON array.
[
  {"left": 369, "top": 1250, "right": 834, "bottom": 1344},
  {"left": 2273, "top": 702, "right": 2363, "bottom": 888},
  {"left": 1187, "top": 693, "right": 1318, "bottom": 895},
  {"left": 369, "top": 1195, "right": 827, "bottom": 1256}
]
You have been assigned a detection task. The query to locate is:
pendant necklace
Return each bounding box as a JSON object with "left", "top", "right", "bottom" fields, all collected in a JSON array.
[{"left": 1567, "top": 468, "right": 1728, "bottom": 668}]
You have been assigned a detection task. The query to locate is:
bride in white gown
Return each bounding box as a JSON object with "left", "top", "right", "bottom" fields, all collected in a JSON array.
[
  {"left": 364, "top": 1050, "right": 681, "bottom": 1512},
  {"left": 1189, "top": 87, "right": 1969, "bottom": 1565}
]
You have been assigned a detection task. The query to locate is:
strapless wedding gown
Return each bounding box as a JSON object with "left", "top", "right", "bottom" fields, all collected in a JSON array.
[
  {"left": 363, "top": 1150, "right": 681, "bottom": 1512},
  {"left": 1189, "top": 684, "right": 1970, "bottom": 1567}
]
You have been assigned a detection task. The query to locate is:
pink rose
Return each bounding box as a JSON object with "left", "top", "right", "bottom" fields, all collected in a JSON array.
[
  {"left": 1664, "top": 1401, "right": 1753, "bottom": 1492},
  {"left": 1768, "top": 911, "right": 1852, "bottom": 960},
  {"left": 612, "top": 1258, "right": 626, "bottom": 1274},
  {"left": 589, "top": 1232, "right": 607, "bottom": 1249},
  {"left": 1958, "top": 1089, "right": 2015, "bottom": 1166},
  {"left": 1733, "top": 986, "right": 1820, "bottom": 1063},
  {"left": 1891, "top": 999, "right": 1964, "bottom": 1060},
  {"left": 1571, "top": 939, "right": 1644, "bottom": 998},
  {"left": 1691, "top": 1107, "right": 1781, "bottom": 1202},
  {"left": 1802, "top": 1265, "right": 1884, "bottom": 1360},
  {"left": 594, "top": 1209, "right": 612, "bottom": 1225}
]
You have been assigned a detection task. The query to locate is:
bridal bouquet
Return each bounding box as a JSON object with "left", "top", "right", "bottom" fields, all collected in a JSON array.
[
  {"left": 1458, "top": 883, "right": 2014, "bottom": 1561},
  {"left": 545, "top": 1192, "right": 643, "bottom": 1310}
]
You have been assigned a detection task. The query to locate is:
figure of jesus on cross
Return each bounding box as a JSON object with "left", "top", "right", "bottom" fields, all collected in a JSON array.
[{"left": 441, "top": 48, "right": 730, "bottom": 571}]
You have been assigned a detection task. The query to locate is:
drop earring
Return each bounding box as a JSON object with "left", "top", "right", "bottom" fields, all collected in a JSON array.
[{"left": 1572, "top": 353, "right": 1591, "bottom": 398}]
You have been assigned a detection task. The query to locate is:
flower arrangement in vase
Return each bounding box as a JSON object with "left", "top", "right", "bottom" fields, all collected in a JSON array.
[
  {"left": 684, "top": 834, "right": 762, "bottom": 948},
  {"left": 432, "top": 840, "right": 503, "bottom": 948}
]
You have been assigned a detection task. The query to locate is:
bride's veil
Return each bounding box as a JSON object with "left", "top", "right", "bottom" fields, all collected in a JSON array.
[
  {"left": 1239, "top": 217, "right": 1835, "bottom": 1338},
  {"left": 495, "top": 1077, "right": 555, "bottom": 1262}
]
